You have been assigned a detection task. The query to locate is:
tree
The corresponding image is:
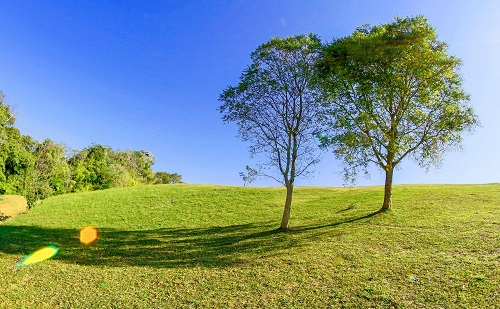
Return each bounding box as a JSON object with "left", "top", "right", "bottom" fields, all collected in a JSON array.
[
  {"left": 219, "top": 34, "right": 324, "bottom": 229},
  {"left": 69, "top": 144, "right": 113, "bottom": 190},
  {"left": 153, "top": 172, "right": 183, "bottom": 184},
  {"left": 239, "top": 165, "right": 258, "bottom": 186},
  {"left": 0, "top": 92, "right": 15, "bottom": 145},
  {"left": 168, "top": 173, "right": 182, "bottom": 184},
  {"left": 130, "top": 150, "right": 155, "bottom": 183},
  {"left": 0, "top": 93, "right": 35, "bottom": 195},
  {"left": 0, "top": 131, "right": 35, "bottom": 195},
  {"left": 109, "top": 149, "right": 156, "bottom": 186},
  {"left": 23, "top": 139, "right": 71, "bottom": 208},
  {"left": 0, "top": 92, "right": 15, "bottom": 128},
  {"left": 316, "top": 16, "right": 479, "bottom": 211},
  {"left": 0, "top": 92, "right": 15, "bottom": 190}
]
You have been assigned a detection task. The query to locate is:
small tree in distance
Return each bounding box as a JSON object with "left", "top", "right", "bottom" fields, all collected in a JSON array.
[
  {"left": 316, "top": 16, "right": 479, "bottom": 212},
  {"left": 154, "top": 172, "right": 183, "bottom": 184},
  {"left": 219, "top": 34, "right": 324, "bottom": 229},
  {"left": 239, "top": 165, "right": 258, "bottom": 186}
]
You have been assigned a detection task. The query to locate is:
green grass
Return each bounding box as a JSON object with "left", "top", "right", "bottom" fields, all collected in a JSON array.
[{"left": 1, "top": 184, "right": 499, "bottom": 308}]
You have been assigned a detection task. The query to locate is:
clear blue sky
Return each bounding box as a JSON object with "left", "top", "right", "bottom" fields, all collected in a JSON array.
[{"left": 0, "top": 1, "right": 498, "bottom": 187}]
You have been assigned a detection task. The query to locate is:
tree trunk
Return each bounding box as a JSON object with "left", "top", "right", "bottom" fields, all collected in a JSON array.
[
  {"left": 280, "top": 182, "right": 294, "bottom": 229},
  {"left": 381, "top": 167, "right": 394, "bottom": 212}
]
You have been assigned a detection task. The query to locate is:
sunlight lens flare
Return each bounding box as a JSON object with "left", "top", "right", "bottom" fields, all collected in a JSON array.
[
  {"left": 80, "top": 226, "right": 98, "bottom": 245},
  {"left": 16, "top": 245, "right": 59, "bottom": 268}
]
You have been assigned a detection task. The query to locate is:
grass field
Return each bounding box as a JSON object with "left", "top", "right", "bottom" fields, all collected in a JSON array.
[{"left": 0, "top": 184, "right": 499, "bottom": 308}]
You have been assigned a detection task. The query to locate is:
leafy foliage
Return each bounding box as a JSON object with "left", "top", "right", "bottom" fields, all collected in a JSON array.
[
  {"left": 23, "top": 139, "right": 71, "bottom": 208},
  {"left": 0, "top": 91, "right": 182, "bottom": 207},
  {"left": 220, "top": 34, "right": 323, "bottom": 184},
  {"left": 219, "top": 34, "right": 325, "bottom": 228},
  {"left": 239, "top": 165, "right": 258, "bottom": 186},
  {"left": 0, "top": 92, "right": 15, "bottom": 145},
  {"left": 316, "top": 16, "right": 479, "bottom": 210},
  {"left": 153, "top": 171, "right": 183, "bottom": 184}
]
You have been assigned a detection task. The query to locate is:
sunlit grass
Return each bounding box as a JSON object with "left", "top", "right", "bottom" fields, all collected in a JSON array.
[
  {"left": 0, "top": 195, "right": 27, "bottom": 222},
  {"left": 1, "top": 184, "right": 499, "bottom": 308}
]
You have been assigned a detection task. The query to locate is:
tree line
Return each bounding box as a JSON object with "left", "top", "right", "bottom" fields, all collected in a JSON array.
[
  {"left": 0, "top": 92, "right": 182, "bottom": 208},
  {"left": 219, "top": 16, "right": 478, "bottom": 229}
]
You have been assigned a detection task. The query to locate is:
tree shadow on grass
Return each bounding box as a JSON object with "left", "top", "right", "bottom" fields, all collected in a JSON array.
[
  {"left": 0, "top": 211, "right": 382, "bottom": 268},
  {"left": 0, "top": 223, "right": 299, "bottom": 268},
  {"left": 291, "top": 210, "right": 382, "bottom": 232}
]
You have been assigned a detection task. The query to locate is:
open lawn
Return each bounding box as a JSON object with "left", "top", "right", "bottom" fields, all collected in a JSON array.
[{"left": 0, "top": 184, "right": 499, "bottom": 308}]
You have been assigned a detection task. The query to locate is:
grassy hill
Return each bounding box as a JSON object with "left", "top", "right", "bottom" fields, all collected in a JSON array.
[{"left": 0, "top": 184, "right": 498, "bottom": 308}]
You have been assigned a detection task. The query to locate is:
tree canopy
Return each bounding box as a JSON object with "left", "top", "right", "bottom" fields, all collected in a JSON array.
[
  {"left": 0, "top": 91, "right": 182, "bottom": 208},
  {"left": 317, "top": 16, "right": 478, "bottom": 211},
  {"left": 219, "top": 34, "right": 324, "bottom": 229}
]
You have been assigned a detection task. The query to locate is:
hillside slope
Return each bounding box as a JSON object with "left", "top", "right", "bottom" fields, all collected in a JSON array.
[{"left": 1, "top": 184, "right": 499, "bottom": 308}]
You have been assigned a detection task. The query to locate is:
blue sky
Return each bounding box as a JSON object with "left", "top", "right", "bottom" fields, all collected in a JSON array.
[{"left": 0, "top": 1, "right": 498, "bottom": 187}]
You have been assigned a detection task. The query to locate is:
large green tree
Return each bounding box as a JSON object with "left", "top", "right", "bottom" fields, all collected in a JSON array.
[
  {"left": 23, "top": 139, "right": 71, "bottom": 208},
  {"left": 68, "top": 144, "right": 113, "bottom": 190},
  {"left": 219, "top": 34, "right": 323, "bottom": 229},
  {"left": 0, "top": 92, "right": 36, "bottom": 195},
  {"left": 68, "top": 145, "right": 159, "bottom": 191},
  {"left": 317, "top": 16, "right": 478, "bottom": 211}
]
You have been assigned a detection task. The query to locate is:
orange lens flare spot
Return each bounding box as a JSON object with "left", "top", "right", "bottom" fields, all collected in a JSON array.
[{"left": 80, "top": 226, "right": 98, "bottom": 245}]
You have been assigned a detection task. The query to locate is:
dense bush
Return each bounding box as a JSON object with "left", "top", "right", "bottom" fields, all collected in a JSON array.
[{"left": 0, "top": 91, "right": 182, "bottom": 208}]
